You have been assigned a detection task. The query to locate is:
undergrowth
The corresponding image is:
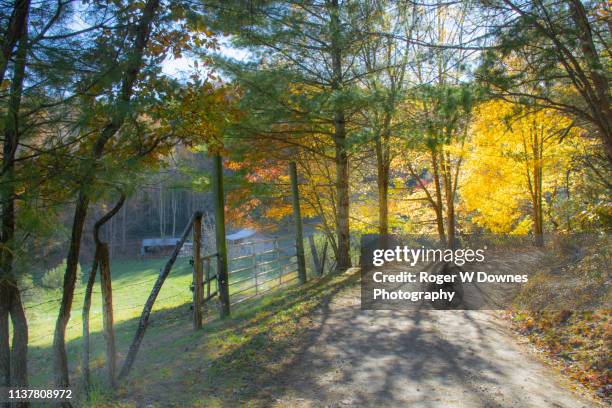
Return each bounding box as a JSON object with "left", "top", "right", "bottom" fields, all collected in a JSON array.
[{"left": 509, "top": 236, "right": 611, "bottom": 403}]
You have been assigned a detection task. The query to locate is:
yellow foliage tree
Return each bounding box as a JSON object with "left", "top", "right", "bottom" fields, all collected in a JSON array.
[{"left": 463, "top": 100, "right": 582, "bottom": 242}]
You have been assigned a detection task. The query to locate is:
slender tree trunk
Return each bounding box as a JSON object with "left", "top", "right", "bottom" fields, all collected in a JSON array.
[
  {"left": 9, "top": 287, "right": 28, "bottom": 408},
  {"left": 98, "top": 244, "right": 116, "bottom": 387},
  {"left": 1, "top": 18, "right": 29, "bottom": 405},
  {"left": 54, "top": 191, "right": 89, "bottom": 392},
  {"left": 434, "top": 206, "right": 446, "bottom": 245},
  {"left": 81, "top": 251, "right": 99, "bottom": 390},
  {"left": 52, "top": 0, "right": 160, "bottom": 392},
  {"left": 533, "top": 203, "right": 543, "bottom": 246},
  {"left": 82, "top": 193, "right": 124, "bottom": 389},
  {"left": 376, "top": 140, "right": 389, "bottom": 238},
  {"left": 289, "top": 162, "right": 307, "bottom": 283},
  {"left": 533, "top": 141, "right": 544, "bottom": 247},
  {"left": 329, "top": 0, "right": 351, "bottom": 271},
  {"left": 445, "top": 196, "right": 455, "bottom": 249},
  {"left": 0, "top": 0, "right": 30, "bottom": 85},
  {"left": 430, "top": 149, "right": 447, "bottom": 245},
  {"left": 377, "top": 177, "right": 389, "bottom": 235},
  {"left": 158, "top": 186, "right": 164, "bottom": 237},
  {"left": 109, "top": 213, "right": 115, "bottom": 259},
  {"left": 121, "top": 201, "right": 126, "bottom": 247},
  {"left": 0, "top": 282, "right": 10, "bottom": 405},
  {"left": 0, "top": 281, "right": 28, "bottom": 408},
  {"left": 0, "top": 220, "right": 12, "bottom": 403},
  {"left": 441, "top": 154, "right": 455, "bottom": 249},
  {"left": 336, "top": 119, "right": 351, "bottom": 272},
  {"left": 172, "top": 190, "right": 177, "bottom": 237}
]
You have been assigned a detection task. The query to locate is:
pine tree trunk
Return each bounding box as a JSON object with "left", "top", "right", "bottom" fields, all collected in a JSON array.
[
  {"left": 0, "top": 283, "right": 10, "bottom": 402},
  {"left": 109, "top": 214, "right": 115, "bottom": 259},
  {"left": 0, "top": 0, "right": 30, "bottom": 85},
  {"left": 442, "top": 154, "right": 456, "bottom": 250},
  {"left": 81, "top": 251, "right": 99, "bottom": 390},
  {"left": 9, "top": 286, "right": 28, "bottom": 408},
  {"left": 431, "top": 150, "right": 447, "bottom": 245},
  {"left": 330, "top": 0, "right": 351, "bottom": 271},
  {"left": 98, "top": 244, "right": 116, "bottom": 387},
  {"left": 1, "top": 15, "right": 29, "bottom": 405},
  {"left": 376, "top": 140, "right": 390, "bottom": 238},
  {"left": 54, "top": 192, "right": 89, "bottom": 393},
  {"left": 335, "top": 140, "right": 351, "bottom": 271}
]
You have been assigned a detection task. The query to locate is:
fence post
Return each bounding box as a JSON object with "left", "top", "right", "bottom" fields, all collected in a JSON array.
[
  {"left": 250, "top": 242, "right": 257, "bottom": 295},
  {"left": 289, "top": 162, "right": 307, "bottom": 284},
  {"left": 308, "top": 235, "right": 322, "bottom": 276},
  {"left": 320, "top": 240, "right": 329, "bottom": 275},
  {"left": 203, "top": 256, "right": 211, "bottom": 317},
  {"left": 205, "top": 257, "right": 211, "bottom": 299},
  {"left": 275, "top": 239, "right": 282, "bottom": 285},
  {"left": 192, "top": 212, "right": 203, "bottom": 330},
  {"left": 214, "top": 154, "right": 231, "bottom": 317},
  {"left": 99, "top": 243, "right": 116, "bottom": 388}
]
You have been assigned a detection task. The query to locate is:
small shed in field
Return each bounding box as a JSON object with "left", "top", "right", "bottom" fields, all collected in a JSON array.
[
  {"left": 226, "top": 228, "right": 257, "bottom": 244},
  {"left": 140, "top": 237, "right": 182, "bottom": 256},
  {"left": 141, "top": 228, "right": 294, "bottom": 259},
  {"left": 226, "top": 229, "right": 279, "bottom": 257}
]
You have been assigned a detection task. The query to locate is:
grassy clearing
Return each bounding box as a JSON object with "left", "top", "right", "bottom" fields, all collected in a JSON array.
[
  {"left": 110, "top": 269, "right": 358, "bottom": 407},
  {"left": 26, "top": 258, "right": 190, "bottom": 340},
  {"left": 23, "top": 252, "right": 299, "bottom": 386},
  {"left": 23, "top": 247, "right": 358, "bottom": 406},
  {"left": 108, "top": 272, "right": 359, "bottom": 407},
  {"left": 25, "top": 257, "right": 195, "bottom": 387}
]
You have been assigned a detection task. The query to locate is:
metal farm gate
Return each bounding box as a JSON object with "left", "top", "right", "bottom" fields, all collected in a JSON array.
[
  {"left": 226, "top": 237, "right": 299, "bottom": 305},
  {"left": 192, "top": 237, "right": 299, "bottom": 311}
]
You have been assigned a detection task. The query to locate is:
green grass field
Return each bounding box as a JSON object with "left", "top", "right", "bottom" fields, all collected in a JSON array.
[
  {"left": 24, "top": 257, "right": 194, "bottom": 388},
  {"left": 19, "top": 233, "right": 355, "bottom": 403},
  {"left": 23, "top": 253, "right": 299, "bottom": 389},
  {"left": 26, "top": 258, "right": 194, "bottom": 349},
  {"left": 16, "top": 250, "right": 359, "bottom": 407}
]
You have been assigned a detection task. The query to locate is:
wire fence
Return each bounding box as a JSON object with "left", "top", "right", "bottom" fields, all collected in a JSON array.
[
  {"left": 22, "top": 257, "right": 195, "bottom": 347},
  {"left": 22, "top": 235, "right": 301, "bottom": 347}
]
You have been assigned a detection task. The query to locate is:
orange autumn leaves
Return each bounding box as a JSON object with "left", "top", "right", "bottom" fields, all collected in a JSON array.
[{"left": 225, "top": 99, "right": 585, "bottom": 236}]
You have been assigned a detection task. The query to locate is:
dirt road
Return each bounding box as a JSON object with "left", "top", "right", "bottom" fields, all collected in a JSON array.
[{"left": 272, "top": 272, "right": 599, "bottom": 408}]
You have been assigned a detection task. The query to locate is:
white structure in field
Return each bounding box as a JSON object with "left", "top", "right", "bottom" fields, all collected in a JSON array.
[
  {"left": 226, "top": 228, "right": 257, "bottom": 243},
  {"left": 140, "top": 228, "right": 278, "bottom": 258},
  {"left": 140, "top": 237, "right": 182, "bottom": 256}
]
